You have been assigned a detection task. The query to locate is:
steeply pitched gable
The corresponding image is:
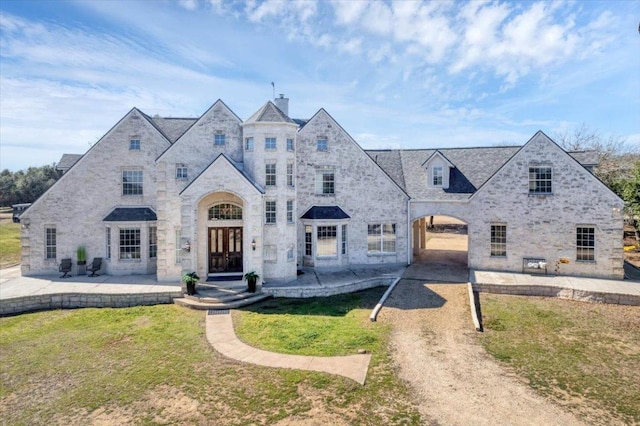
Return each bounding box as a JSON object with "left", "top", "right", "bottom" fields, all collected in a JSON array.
[{"left": 244, "top": 101, "right": 296, "bottom": 124}]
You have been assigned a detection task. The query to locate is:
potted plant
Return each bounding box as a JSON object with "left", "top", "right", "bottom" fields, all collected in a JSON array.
[
  {"left": 243, "top": 271, "right": 260, "bottom": 293},
  {"left": 182, "top": 272, "right": 199, "bottom": 296},
  {"left": 77, "top": 246, "right": 87, "bottom": 275}
]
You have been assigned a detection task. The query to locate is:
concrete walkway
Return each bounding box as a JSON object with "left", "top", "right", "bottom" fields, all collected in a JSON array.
[{"left": 205, "top": 310, "right": 371, "bottom": 385}]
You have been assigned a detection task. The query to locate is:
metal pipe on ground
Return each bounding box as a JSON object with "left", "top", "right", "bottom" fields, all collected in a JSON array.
[{"left": 369, "top": 277, "right": 401, "bottom": 322}]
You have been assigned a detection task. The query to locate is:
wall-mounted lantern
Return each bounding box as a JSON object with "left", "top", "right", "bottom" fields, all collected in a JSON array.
[{"left": 251, "top": 238, "right": 256, "bottom": 251}]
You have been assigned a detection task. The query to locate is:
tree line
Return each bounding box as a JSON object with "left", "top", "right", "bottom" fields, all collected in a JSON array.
[{"left": 0, "top": 164, "right": 61, "bottom": 207}]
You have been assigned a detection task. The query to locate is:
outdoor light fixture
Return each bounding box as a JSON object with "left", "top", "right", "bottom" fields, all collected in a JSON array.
[{"left": 251, "top": 238, "right": 256, "bottom": 251}]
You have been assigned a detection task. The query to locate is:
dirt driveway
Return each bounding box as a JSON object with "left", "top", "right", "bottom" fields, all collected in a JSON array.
[{"left": 380, "top": 223, "right": 584, "bottom": 425}]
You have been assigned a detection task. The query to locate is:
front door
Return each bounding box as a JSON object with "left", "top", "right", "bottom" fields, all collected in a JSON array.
[{"left": 209, "top": 227, "right": 243, "bottom": 273}]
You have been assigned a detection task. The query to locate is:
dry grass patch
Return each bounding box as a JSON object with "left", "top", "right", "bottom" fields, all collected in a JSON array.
[
  {"left": 0, "top": 211, "right": 20, "bottom": 268},
  {"left": 479, "top": 294, "right": 640, "bottom": 425}
]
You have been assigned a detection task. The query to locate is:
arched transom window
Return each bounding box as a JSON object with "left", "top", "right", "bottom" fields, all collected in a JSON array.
[{"left": 208, "top": 203, "right": 242, "bottom": 220}]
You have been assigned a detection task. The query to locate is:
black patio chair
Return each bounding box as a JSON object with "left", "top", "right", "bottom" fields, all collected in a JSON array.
[
  {"left": 87, "top": 257, "right": 102, "bottom": 277},
  {"left": 59, "top": 258, "right": 72, "bottom": 278}
]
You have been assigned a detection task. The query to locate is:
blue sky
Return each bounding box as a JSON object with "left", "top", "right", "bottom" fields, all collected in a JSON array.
[{"left": 1, "top": 0, "right": 639, "bottom": 171}]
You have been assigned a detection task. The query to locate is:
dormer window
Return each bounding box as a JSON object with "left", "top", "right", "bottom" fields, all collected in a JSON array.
[{"left": 432, "top": 166, "right": 443, "bottom": 187}]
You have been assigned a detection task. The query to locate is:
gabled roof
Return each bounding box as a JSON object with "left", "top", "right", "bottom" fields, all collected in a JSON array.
[
  {"left": 56, "top": 154, "right": 83, "bottom": 171},
  {"left": 103, "top": 207, "right": 157, "bottom": 222},
  {"left": 151, "top": 117, "right": 197, "bottom": 143},
  {"left": 180, "top": 153, "right": 264, "bottom": 196},
  {"left": 421, "top": 150, "right": 455, "bottom": 168},
  {"left": 301, "top": 206, "right": 350, "bottom": 220},
  {"left": 244, "top": 101, "right": 296, "bottom": 124}
]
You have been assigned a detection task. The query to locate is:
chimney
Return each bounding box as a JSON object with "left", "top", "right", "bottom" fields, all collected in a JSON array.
[{"left": 274, "top": 94, "right": 289, "bottom": 116}]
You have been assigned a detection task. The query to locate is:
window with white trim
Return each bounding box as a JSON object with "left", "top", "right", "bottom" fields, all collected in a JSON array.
[
  {"left": 209, "top": 203, "right": 242, "bottom": 220},
  {"left": 265, "top": 200, "right": 276, "bottom": 224},
  {"left": 264, "top": 245, "right": 277, "bottom": 262},
  {"left": 175, "top": 229, "right": 181, "bottom": 264},
  {"left": 119, "top": 228, "right": 141, "bottom": 260},
  {"left": 245, "top": 137, "right": 254, "bottom": 151},
  {"left": 315, "top": 170, "right": 334, "bottom": 195},
  {"left": 432, "top": 166, "right": 443, "bottom": 187},
  {"left": 105, "top": 227, "right": 111, "bottom": 259},
  {"left": 286, "top": 138, "right": 294, "bottom": 151},
  {"left": 214, "top": 133, "right": 226, "bottom": 146},
  {"left": 176, "top": 165, "right": 188, "bottom": 179},
  {"left": 149, "top": 226, "right": 157, "bottom": 258},
  {"left": 317, "top": 138, "right": 328, "bottom": 152},
  {"left": 305, "top": 225, "right": 312, "bottom": 256},
  {"left": 287, "top": 163, "right": 294, "bottom": 187},
  {"left": 286, "top": 200, "right": 294, "bottom": 224},
  {"left": 317, "top": 226, "right": 337, "bottom": 257},
  {"left": 265, "top": 163, "right": 276, "bottom": 187},
  {"left": 577, "top": 226, "right": 595, "bottom": 262},
  {"left": 122, "top": 170, "right": 143, "bottom": 195},
  {"left": 490, "top": 224, "right": 506, "bottom": 257},
  {"left": 265, "top": 137, "right": 276, "bottom": 150},
  {"left": 287, "top": 246, "right": 294, "bottom": 261},
  {"left": 45, "top": 227, "right": 56, "bottom": 260},
  {"left": 129, "top": 138, "right": 140, "bottom": 150},
  {"left": 529, "top": 167, "right": 552, "bottom": 194},
  {"left": 367, "top": 223, "right": 396, "bottom": 254},
  {"left": 341, "top": 224, "right": 347, "bottom": 255}
]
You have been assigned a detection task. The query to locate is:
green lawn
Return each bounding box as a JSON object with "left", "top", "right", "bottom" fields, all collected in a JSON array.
[
  {"left": 479, "top": 294, "right": 640, "bottom": 425},
  {"left": 0, "top": 218, "right": 21, "bottom": 268},
  {"left": 0, "top": 291, "right": 421, "bottom": 425}
]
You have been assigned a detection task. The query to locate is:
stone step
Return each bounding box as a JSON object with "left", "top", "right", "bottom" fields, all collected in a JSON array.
[
  {"left": 185, "top": 290, "right": 255, "bottom": 304},
  {"left": 174, "top": 292, "right": 271, "bottom": 310}
]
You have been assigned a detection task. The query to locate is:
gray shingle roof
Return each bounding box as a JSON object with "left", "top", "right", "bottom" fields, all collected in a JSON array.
[
  {"left": 103, "top": 207, "right": 157, "bottom": 222},
  {"left": 245, "top": 101, "right": 296, "bottom": 124},
  {"left": 301, "top": 206, "right": 350, "bottom": 220},
  {"left": 56, "top": 154, "right": 82, "bottom": 171},
  {"left": 151, "top": 117, "right": 197, "bottom": 143},
  {"left": 367, "top": 146, "right": 598, "bottom": 200}
]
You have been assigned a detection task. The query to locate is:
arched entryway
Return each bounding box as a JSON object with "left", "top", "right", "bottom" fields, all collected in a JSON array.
[{"left": 407, "top": 215, "right": 469, "bottom": 283}]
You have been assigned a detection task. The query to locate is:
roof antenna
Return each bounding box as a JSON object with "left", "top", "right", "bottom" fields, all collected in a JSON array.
[{"left": 271, "top": 82, "right": 275, "bottom": 100}]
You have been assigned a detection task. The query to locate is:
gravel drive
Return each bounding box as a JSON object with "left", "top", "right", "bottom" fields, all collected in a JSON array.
[{"left": 379, "top": 280, "right": 585, "bottom": 426}]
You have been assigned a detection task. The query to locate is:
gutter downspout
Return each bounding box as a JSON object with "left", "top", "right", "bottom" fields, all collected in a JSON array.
[{"left": 407, "top": 199, "right": 412, "bottom": 266}]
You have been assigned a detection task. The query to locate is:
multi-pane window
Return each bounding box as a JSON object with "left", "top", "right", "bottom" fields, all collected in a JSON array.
[
  {"left": 45, "top": 227, "right": 56, "bottom": 260},
  {"left": 175, "top": 229, "right": 181, "bottom": 264},
  {"left": 264, "top": 245, "right": 277, "bottom": 262},
  {"left": 529, "top": 167, "right": 552, "bottom": 194},
  {"left": 317, "top": 226, "right": 337, "bottom": 256},
  {"left": 287, "top": 163, "right": 294, "bottom": 187},
  {"left": 119, "top": 228, "right": 141, "bottom": 260},
  {"left": 105, "top": 227, "right": 111, "bottom": 259},
  {"left": 490, "top": 224, "right": 507, "bottom": 257},
  {"left": 342, "top": 224, "right": 347, "bottom": 255},
  {"left": 176, "top": 165, "right": 188, "bottom": 179},
  {"left": 286, "top": 138, "right": 294, "bottom": 151},
  {"left": 577, "top": 226, "right": 595, "bottom": 261},
  {"left": 317, "top": 138, "right": 328, "bottom": 151},
  {"left": 122, "top": 170, "right": 143, "bottom": 195},
  {"left": 265, "top": 200, "right": 276, "bottom": 224},
  {"left": 287, "top": 200, "right": 294, "bottom": 224},
  {"left": 209, "top": 203, "right": 242, "bottom": 220},
  {"left": 149, "top": 226, "right": 157, "bottom": 258},
  {"left": 315, "top": 170, "right": 335, "bottom": 195},
  {"left": 432, "top": 166, "right": 443, "bottom": 186},
  {"left": 265, "top": 137, "right": 276, "bottom": 150},
  {"left": 305, "top": 225, "right": 312, "bottom": 256},
  {"left": 129, "top": 138, "right": 140, "bottom": 150},
  {"left": 367, "top": 223, "right": 396, "bottom": 254},
  {"left": 265, "top": 163, "right": 276, "bottom": 186},
  {"left": 214, "top": 133, "right": 226, "bottom": 146},
  {"left": 245, "top": 137, "right": 254, "bottom": 151}
]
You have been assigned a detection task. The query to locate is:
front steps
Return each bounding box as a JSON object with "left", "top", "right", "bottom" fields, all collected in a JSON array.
[{"left": 174, "top": 282, "right": 271, "bottom": 310}]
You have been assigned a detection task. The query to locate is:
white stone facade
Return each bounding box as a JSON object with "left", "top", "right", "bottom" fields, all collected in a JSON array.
[{"left": 20, "top": 99, "right": 624, "bottom": 282}]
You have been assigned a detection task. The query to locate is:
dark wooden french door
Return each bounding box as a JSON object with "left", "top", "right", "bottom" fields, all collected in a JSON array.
[{"left": 209, "top": 227, "right": 243, "bottom": 273}]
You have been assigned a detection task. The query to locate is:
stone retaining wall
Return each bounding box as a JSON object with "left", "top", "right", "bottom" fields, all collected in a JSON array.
[
  {"left": 263, "top": 277, "right": 396, "bottom": 298},
  {"left": 472, "top": 283, "right": 640, "bottom": 306},
  {"left": 0, "top": 292, "right": 183, "bottom": 316}
]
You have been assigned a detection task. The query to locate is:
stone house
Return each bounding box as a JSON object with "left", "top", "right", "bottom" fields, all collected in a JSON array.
[{"left": 20, "top": 97, "right": 625, "bottom": 284}]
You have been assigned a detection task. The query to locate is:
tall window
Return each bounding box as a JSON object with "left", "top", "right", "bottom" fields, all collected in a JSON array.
[
  {"left": 245, "top": 137, "right": 254, "bottom": 151},
  {"left": 176, "top": 165, "right": 188, "bottom": 179},
  {"left": 287, "top": 163, "right": 294, "bottom": 187},
  {"left": 265, "top": 137, "right": 276, "bottom": 150},
  {"left": 264, "top": 245, "right": 277, "bottom": 262},
  {"left": 45, "top": 227, "right": 56, "bottom": 260},
  {"left": 209, "top": 203, "right": 242, "bottom": 220},
  {"left": 265, "top": 163, "right": 276, "bottom": 186},
  {"left": 317, "top": 226, "right": 337, "bottom": 256},
  {"left": 119, "top": 228, "right": 141, "bottom": 260},
  {"left": 286, "top": 138, "right": 294, "bottom": 151},
  {"left": 149, "top": 226, "right": 157, "bottom": 258},
  {"left": 432, "top": 166, "right": 443, "bottom": 186},
  {"left": 122, "top": 170, "right": 143, "bottom": 195},
  {"left": 317, "top": 138, "right": 328, "bottom": 152},
  {"left": 577, "top": 226, "right": 595, "bottom": 261},
  {"left": 105, "top": 227, "right": 111, "bottom": 259},
  {"left": 214, "top": 133, "right": 226, "bottom": 146},
  {"left": 529, "top": 167, "right": 552, "bottom": 194},
  {"left": 175, "top": 229, "right": 181, "bottom": 264},
  {"left": 286, "top": 200, "right": 294, "bottom": 224},
  {"left": 129, "top": 138, "right": 140, "bottom": 150},
  {"left": 315, "top": 170, "right": 335, "bottom": 195},
  {"left": 368, "top": 223, "right": 396, "bottom": 254},
  {"left": 341, "top": 224, "right": 347, "bottom": 255},
  {"left": 265, "top": 200, "right": 276, "bottom": 224},
  {"left": 305, "top": 225, "right": 312, "bottom": 256},
  {"left": 490, "top": 224, "right": 507, "bottom": 257},
  {"left": 287, "top": 247, "right": 294, "bottom": 261}
]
